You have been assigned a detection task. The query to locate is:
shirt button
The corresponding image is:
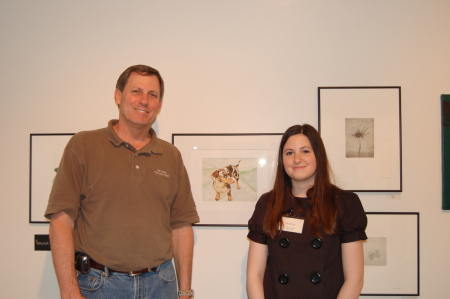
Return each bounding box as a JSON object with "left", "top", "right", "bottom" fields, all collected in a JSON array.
[
  {"left": 310, "top": 273, "right": 322, "bottom": 284},
  {"left": 125, "top": 144, "right": 129, "bottom": 147},
  {"left": 279, "top": 238, "right": 290, "bottom": 248},
  {"left": 311, "top": 238, "right": 322, "bottom": 249},
  {"left": 136, "top": 165, "right": 140, "bottom": 169},
  {"left": 278, "top": 274, "right": 289, "bottom": 284}
]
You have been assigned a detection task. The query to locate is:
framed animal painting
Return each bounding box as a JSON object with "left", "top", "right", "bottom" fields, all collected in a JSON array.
[{"left": 172, "top": 133, "right": 282, "bottom": 226}]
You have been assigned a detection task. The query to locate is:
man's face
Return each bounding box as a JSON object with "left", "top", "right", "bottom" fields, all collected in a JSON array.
[{"left": 114, "top": 72, "right": 162, "bottom": 130}]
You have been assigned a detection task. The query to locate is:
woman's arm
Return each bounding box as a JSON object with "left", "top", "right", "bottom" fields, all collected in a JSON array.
[
  {"left": 337, "top": 240, "right": 364, "bottom": 299},
  {"left": 246, "top": 240, "right": 268, "bottom": 299}
]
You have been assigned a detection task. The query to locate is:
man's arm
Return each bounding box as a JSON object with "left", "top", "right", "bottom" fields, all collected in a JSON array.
[
  {"left": 337, "top": 240, "right": 364, "bottom": 299},
  {"left": 172, "top": 225, "right": 194, "bottom": 298},
  {"left": 49, "top": 211, "right": 86, "bottom": 299},
  {"left": 246, "top": 240, "right": 268, "bottom": 299}
]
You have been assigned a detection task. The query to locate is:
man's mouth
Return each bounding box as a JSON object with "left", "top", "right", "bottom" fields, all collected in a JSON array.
[{"left": 135, "top": 108, "right": 149, "bottom": 113}]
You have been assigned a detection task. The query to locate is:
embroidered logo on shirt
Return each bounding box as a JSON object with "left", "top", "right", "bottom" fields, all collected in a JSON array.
[{"left": 154, "top": 169, "right": 169, "bottom": 178}]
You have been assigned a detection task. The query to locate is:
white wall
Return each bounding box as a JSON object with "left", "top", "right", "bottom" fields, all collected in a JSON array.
[{"left": 1, "top": 0, "right": 449, "bottom": 298}]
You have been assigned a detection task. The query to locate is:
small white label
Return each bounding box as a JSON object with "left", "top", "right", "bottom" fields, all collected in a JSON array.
[{"left": 281, "top": 217, "right": 304, "bottom": 234}]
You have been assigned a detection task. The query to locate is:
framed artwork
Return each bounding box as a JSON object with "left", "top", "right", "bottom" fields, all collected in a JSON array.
[
  {"left": 361, "top": 212, "right": 419, "bottom": 296},
  {"left": 441, "top": 94, "right": 450, "bottom": 210},
  {"left": 318, "top": 87, "right": 402, "bottom": 192},
  {"left": 172, "top": 133, "right": 283, "bottom": 226},
  {"left": 29, "top": 133, "right": 74, "bottom": 223}
]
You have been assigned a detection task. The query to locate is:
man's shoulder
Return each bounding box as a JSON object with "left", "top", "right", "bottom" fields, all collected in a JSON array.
[
  {"left": 155, "top": 137, "right": 180, "bottom": 154},
  {"left": 67, "top": 127, "right": 107, "bottom": 147}
]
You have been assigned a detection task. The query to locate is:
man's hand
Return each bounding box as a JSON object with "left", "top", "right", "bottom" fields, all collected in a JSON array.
[
  {"left": 49, "top": 212, "right": 86, "bottom": 299},
  {"left": 172, "top": 225, "right": 194, "bottom": 294}
]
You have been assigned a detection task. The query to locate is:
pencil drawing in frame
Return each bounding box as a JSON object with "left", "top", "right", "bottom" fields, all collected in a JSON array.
[
  {"left": 318, "top": 87, "right": 402, "bottom": 192},
  {"left": 361, "top": 212, "right": 419, "bottom": 296},
  {"left": 172, "top": 133, "right": 282, "bottom": 226},
  {"left": 29, "top": 133, "right": 74, "bottom": 223}
]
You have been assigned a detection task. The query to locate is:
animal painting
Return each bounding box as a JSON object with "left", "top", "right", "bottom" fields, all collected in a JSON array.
[{"left": 211, "top": 160, "right": 241, "bottom": 201}]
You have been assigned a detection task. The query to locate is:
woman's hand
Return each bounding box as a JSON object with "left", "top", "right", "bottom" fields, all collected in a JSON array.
[{"left": 246, "top": 241, "right": 268, "bottom": 299}]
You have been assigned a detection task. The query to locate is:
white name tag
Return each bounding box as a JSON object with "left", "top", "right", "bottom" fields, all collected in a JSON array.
[{"left": 282, "top": 217, "right": 304, "bottom": 234}]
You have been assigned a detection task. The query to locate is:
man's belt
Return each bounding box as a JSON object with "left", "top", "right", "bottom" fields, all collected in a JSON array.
[
  {"left": 75, "top": 252, "right": 156, "bottom": 276},
  {"left": 89, "top": 259, "right": 157, "bottom": 276}
]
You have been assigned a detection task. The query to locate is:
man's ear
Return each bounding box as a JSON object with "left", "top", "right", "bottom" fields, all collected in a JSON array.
[{"left": 114, "top": 89, "right": 121, "bottom": 106}]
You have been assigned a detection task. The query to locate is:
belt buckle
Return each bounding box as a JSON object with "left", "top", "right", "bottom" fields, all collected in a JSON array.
[{"left": 128, "top": 269, "right": 148, "bottom": 276}]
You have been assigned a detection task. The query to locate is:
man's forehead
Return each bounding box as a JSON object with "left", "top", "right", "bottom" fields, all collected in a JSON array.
[{"left": 126, "top": 73, "right": 160, "bottom": 88}]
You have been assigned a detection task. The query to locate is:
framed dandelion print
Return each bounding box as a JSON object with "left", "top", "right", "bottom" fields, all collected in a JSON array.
[
  {"left": 172, "top": 133, "right": 282, "bottom": 226},
  {"left": 318, "top": 87, "right": 402, "bottom": 192}
]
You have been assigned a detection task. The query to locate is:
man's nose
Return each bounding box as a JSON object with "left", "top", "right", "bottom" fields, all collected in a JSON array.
[{"left": 138, "top": 94, "right": 149, "bottom": 106}]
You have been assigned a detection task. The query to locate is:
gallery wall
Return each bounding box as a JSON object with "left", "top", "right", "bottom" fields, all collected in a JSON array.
[{"left": 1, "top": 0, "right": 450, "bottom": 298}]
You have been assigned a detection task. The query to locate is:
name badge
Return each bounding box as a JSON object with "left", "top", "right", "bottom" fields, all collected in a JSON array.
[{"left": 282, "top": 217, "right": 304, "bottom": 234}]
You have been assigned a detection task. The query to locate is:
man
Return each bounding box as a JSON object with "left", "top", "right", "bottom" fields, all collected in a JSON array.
[{"left": 45, "top": 65, "right": 199, "bottom": 299}]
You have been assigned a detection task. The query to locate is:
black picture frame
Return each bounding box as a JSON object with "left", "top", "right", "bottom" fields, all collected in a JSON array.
[
  {"left": 361, "top": 212, "right": 419, "bottom": 296},
  {"left": 172, "top": 133, "right": 282, "bottom": 226},
  {"left": 318, "top": 86, "right": 402, "bottom": 192}
]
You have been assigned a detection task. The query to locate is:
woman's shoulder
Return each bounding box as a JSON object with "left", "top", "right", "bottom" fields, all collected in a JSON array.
[
  {"left": 331, "top": 186, "right": 357, "bottom": 199},
  {"left": 332, "top": 187, "right": 363, "bottom": 209},
  {"left": 254, "top": 191, "right": 271, "bottom": 209}
]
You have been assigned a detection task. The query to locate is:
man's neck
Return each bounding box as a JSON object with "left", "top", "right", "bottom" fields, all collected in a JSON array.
[{"left": 113, "top": 121, "right": 152, "bottom": 151}]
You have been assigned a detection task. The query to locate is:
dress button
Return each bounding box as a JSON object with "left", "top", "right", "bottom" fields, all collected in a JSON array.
[
  {"left": 279, "top": 238, "right": 290, "bottom": 248},
  {"left": 311, "top": 238, "right": 322, "bottom": 249},
  {"left": 310, "top": 273, "right": 322, "bottom": 284},
  {"left": 136, "top": 165, "right": 140, "bottom": 169},
  {"left": 278, "top": 274, "right": 289, "bottom": 284}
]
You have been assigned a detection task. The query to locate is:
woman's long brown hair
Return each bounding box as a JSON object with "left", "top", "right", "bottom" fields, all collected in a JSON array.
[{"left": 263, "top": 124, "right": 339, "bottom": 239}]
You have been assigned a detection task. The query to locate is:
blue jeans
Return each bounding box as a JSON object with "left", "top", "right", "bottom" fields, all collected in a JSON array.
[{"left": 77, "top": 260, "right": 177, "bottom": 299}]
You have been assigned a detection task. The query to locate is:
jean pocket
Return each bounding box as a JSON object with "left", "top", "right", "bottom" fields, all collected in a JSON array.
[
  {"left": 77, "top": 268, "right": 104, "bottom": 291},
  {"left": 158, "top": 261, "right": 176, "bottom": 284}
]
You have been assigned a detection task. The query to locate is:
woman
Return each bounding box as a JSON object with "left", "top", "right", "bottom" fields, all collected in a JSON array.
[{"left": 246, "top": 124, "right": 367, "bottom": 299}]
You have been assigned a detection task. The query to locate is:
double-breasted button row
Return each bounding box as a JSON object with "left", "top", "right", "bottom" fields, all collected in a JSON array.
[
  {"left": 277, "top": 237, "right": 323, "bottom": 285},
  {"left": 277, "top": 273, "right": 322, "bottom": 285},
  {"left": 278, "top": 238, "right": 322, "bottom": 249}
]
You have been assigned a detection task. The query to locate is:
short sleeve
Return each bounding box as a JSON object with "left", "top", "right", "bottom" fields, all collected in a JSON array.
[
  {"left": 169, "top": 150, "right": 200, "bottom": 229},
  {"left": 44, "top": 136, "right": 84, "bottom": 221},
  {"left": 338, "top": 191, "right": 368, "bottom": 243},
  {"left": 247, "top": 193, "right": 270, "bottom": 244}
]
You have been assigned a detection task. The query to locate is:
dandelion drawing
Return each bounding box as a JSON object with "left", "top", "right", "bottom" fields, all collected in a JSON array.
[
  {"left": 345, "top": 118, "right": 374, "bottom": 158},
  {"left": 352, "top": 127, "right": 369, "bottom": 156}
]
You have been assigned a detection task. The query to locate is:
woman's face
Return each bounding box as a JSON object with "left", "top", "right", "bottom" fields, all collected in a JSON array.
[{"left": 282, "top": 134, "right": 317, "bottom": 189}]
